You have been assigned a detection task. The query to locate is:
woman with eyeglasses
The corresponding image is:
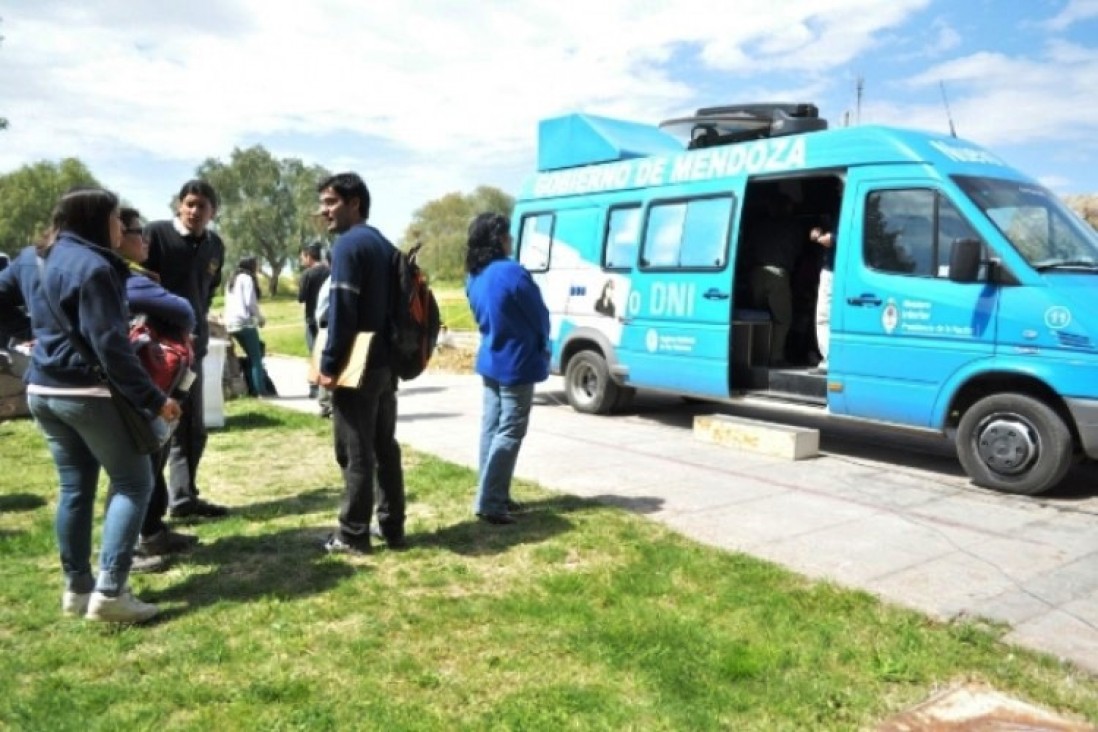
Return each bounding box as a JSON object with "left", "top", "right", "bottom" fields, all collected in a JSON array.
[
  {"left": 0, "top": 187, "right": 181, "bottom": 623},
  {"left": 116, "top": 207, "right": 200, "bottom": 565}
]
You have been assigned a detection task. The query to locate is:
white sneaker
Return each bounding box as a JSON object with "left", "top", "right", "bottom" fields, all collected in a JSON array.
[
  {"left": 86, "top": 586, "right": 158, "bottom": 623},
  {"left": 62, "top": 591, "right": 91, "bottom": 617}
]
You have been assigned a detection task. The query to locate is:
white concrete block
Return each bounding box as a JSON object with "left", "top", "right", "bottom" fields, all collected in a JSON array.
[{"left": 693, "top": 413, "right": 818, "bottom": 460}]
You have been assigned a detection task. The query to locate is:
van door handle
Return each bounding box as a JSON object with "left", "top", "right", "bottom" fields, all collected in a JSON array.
[
  {"left": 847, "top": 293, "right": 883, "bottom": 307},
  {"left": 703, "top": 288, "right": 730, "bottom": 301}
]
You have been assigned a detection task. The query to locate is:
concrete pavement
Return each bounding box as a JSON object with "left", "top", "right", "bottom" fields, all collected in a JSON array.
[{"left": 261, "top": 353, "right": 1098, "bottom": 676}]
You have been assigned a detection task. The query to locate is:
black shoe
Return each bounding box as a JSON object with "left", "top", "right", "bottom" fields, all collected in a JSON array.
[
  {"left": 129, "top": 553, "right": 170, "bottom": 574},
  {"left": 138, "top": 529, "right": 199, "bottom": 556},
  {"left": 505, "top": 500, "right": 526, "bottom": 514},
  {"left": 476, "top": 513, "right": 516, "bottom": 526},
  {"left": 323, "top": 533, "right": 371, "bottom": 556},
  {"left": 370, "top": 525, "right": 408, "bottom": 550},
  {"left": 169, "top": 498, "right": 229, "bottom": 519}
]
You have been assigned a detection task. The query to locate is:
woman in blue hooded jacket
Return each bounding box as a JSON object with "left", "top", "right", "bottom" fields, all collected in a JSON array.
[
  {"left": 0, "top": 188, "right": 181, "bottom": 623},
  {"left": 464, "top": 213, "right": 550, "bottom": 524}
]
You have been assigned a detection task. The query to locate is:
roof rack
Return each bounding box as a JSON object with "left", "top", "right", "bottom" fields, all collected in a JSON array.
[{"left": 660, "top": 103, "right": 828, "bottom": 149}]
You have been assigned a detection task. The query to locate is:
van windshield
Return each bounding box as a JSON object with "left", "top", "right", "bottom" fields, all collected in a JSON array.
[{"left": 954, "top": 175, "right": 1098, "bottom": 272}]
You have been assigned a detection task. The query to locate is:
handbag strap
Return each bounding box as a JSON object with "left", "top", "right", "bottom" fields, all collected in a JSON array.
[{"left": 35, "top": 254, "right": 108, "bottom": 384}]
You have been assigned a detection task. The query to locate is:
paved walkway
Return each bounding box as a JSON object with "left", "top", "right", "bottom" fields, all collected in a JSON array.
[{"left": 261, "top": 354, "right": 1098, "bottom": 676}]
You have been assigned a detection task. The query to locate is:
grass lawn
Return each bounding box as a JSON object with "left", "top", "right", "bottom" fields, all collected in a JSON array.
[{"left": 1, "top": 398, "right": 1097, "bottom": 730}]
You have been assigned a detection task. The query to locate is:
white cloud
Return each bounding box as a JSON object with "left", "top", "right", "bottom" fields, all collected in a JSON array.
[
  {"left": 1043, "top": 0, "right": 1098, "bottom": 31},
  {"left": 1, "top": 0, "right": 1096, "bottom": 235},
  {"left": 890, "top": 43, "right": 1098, "bottom": 147}
]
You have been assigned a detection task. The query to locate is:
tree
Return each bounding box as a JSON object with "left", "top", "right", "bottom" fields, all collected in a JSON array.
[
  {"left": 197, "top": 146, "right": 330, "bottom": 295},
  {"left": 1, "top": 19, "right": 8, "bottom": 131},
  {"left": 0, "top": 159, "right": 99, "bottom": 256},
  {"left": 402, "top": 186, "right": 514, "bottom": 282},
  {"left": 1063, "top": 194, "right": 1098, "bottom": 231}
]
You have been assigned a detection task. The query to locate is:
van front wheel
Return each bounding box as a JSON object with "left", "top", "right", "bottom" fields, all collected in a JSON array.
[
  {"left": 956, "top": 393, "right": 1073, "bottom": 495},
  {"left": 564, "top": 351, "right": 620, "bottom": 415}
]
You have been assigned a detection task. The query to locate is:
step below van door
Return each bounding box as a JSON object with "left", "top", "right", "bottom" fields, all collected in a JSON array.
[{"left": 831, "top": 177, "right": 997, "bottom": 426}]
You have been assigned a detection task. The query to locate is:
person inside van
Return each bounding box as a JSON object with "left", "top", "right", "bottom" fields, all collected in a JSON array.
[
  {"left": 746, "top": 195, "right": 802, "bottom": 367},
  {"left": 810, "top": 225, "right": 835, "bottom": 374}
]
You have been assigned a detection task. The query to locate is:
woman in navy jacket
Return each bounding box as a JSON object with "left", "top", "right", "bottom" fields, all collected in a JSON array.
[
  {"left": 0, "top": 188, "right": 180, "bottom": 623},
  {"left": 464, "top": 213, "right": 550, "bottom": 524},
  {"left": 117, "top": 206, "right": 198, "bottom": 561}
]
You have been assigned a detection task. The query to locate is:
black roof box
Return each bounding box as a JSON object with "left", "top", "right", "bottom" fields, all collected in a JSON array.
[{"left": 660, "top": 102, "right": 828, "bottom": 149}]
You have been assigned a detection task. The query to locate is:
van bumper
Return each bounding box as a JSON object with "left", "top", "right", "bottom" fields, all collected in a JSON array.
[{"left": 1065, "top": 398, "right": 1098, "bottom": 459}]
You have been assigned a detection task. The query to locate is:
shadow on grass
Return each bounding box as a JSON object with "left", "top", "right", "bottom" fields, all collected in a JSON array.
[
  {"left": 221, "top": 411, "right": 291, "bottom": 431},
  {"left": 233, "top": 487, "right": 342, "bottom": 522},
  {"left": 417, "top": 494, "right": 609, "bottom": 557},
  {"left": 145, "top": 526, "right": 359, "bottom": 621},
  {"left": 0, "top": 493, "right": 47, "bottom": 513}
]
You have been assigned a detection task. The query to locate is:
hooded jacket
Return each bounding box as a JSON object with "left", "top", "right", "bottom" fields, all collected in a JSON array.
[{"left": 0, "top": 235, "right": 167, "bottom": 415}]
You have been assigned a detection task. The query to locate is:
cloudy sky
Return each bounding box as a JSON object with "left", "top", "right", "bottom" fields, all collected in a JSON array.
[{"left": 2, "top": 0, "right": 1096, "bottom": 239}]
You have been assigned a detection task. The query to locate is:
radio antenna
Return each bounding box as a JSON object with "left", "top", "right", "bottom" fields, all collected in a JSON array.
[
  {"left": 855, "top": 75, "right": 863, "bottom": 125},
  {"left": 939, "top": 81, "right": 957, "bottom": 138}
]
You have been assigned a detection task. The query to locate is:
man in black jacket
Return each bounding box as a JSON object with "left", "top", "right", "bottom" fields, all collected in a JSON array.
[
  {"left": 144, "top": 180, "right": 228, "bottom": 518},
  {"left": 297, "top": 241, "right": 329, "bottom": 398}
]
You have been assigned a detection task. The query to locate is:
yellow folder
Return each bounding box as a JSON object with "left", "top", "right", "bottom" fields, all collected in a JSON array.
[{"left": 310, "top": 329, "right": 375, "bottom": 388}]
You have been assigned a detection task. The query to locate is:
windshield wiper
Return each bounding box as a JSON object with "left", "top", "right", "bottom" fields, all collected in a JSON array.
[{"left": 1034, "top": 260, "right": 1098, "bottom": 272}]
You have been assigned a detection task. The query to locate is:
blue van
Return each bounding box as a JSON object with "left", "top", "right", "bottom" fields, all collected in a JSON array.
[{"left": 512, "top": 103, "right": 1098, "bottom": 496}]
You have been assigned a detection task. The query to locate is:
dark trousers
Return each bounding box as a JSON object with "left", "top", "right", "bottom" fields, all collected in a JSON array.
[
  {"left": 331, "top": 368, "right": 404, "bottom": 545},
  {"left": 167, "top": 356, "right": 208, "bottom": 509},
  {"left": 140, "top": 445, "right": 171, "bottom": 538}
]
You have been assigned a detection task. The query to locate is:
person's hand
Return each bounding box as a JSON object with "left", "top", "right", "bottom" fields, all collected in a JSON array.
[
  {"left": 318, "top": 373, "right": 335, "bottom": 389},
  {"left": 257, "top": 314, "right": 267, "bottom": 328},
  {"left": 159, "top": 397, "right": 182, "bottom": 422},
  {"left": 811, "top": 228, "right": 833, "bottom": 248}
]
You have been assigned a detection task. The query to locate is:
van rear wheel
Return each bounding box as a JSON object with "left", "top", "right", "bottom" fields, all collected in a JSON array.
[
  {"left": 955, "top": 393, "right": 1073, "bottom": 495},
  {"left": 564, "top": 351, "right": 619, "bottom": 415}
]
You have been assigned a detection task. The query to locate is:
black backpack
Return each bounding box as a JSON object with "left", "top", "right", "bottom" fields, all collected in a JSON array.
[{"left": 388, "top": 242, "right": 441, "bottom": 381}]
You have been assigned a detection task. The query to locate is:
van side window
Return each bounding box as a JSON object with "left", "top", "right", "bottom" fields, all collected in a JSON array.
[
  {"left": 640, "top": 196, "right": 733, "bottom": 270},
  {"left": 518, "top": 213, "right": 553, "bottom": 271},
  {"left": 865, "top": 189, "right": 981, "bottom": 277},
  {"left": 604, "top": 206, "right": 641, "bottom": 270}
]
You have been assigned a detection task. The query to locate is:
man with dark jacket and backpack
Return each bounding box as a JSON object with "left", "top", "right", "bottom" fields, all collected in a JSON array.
[{"left": 316, "top": 172, "right": 406, "bottom": 554}]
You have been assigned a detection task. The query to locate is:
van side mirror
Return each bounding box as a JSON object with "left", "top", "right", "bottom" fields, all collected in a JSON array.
[{"left": 948, "top": 238, "right": 982, "bottom": 283}]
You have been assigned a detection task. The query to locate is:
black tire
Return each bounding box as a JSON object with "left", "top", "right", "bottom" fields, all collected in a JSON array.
[
  {"left": 564, "top": 350, "right": 620, "bottom": 415},
  {"left": 955, "top": 393, "right": 1073, "bottom": 495}
]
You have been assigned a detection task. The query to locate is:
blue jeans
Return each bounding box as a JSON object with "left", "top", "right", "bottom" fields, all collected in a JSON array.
[
  {"left": 28, "top": 394, "right": 154, "bottom": 596},
  {"left": 474, "top": 378, "right": 535, "bottom": 516}
]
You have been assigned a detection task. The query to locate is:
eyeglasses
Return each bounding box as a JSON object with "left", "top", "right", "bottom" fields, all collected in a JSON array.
[{"left": 123, "top": 228, "right": 144, "bottom": 236}]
